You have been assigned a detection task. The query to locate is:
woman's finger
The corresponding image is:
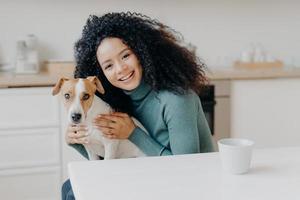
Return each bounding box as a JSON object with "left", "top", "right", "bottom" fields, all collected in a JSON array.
[
  {"left": 68, "top": 130, "right": 88, "bottom": 139},
  {"left": 95, "top": 126, "right": 116, "bottom": 135},
  {"left": 70, "top": 137, "right": 89, "bottom": 144},
  {"left": 110, "top": 112, "right": 129, "bottom": 117},
  {"left": 93, "top": 118, "right": 111, "bottom": 127},
  {"left": 104, "top": 134, "right": 117, "bottom": 139},
  {"left": 97, "top": 114, "right": 122, "bottom": 122},
  {"left": 68, "top": 125, "right": 88, "bottom": 132},
  {"left": 93, "top": 118, "right": 118, "bottom": 129},
  {"left": 70, "top": 124, "right": 87, "bottom": 129},
  {"left": 101, "top": 131, "right": 117, "bottom": 139}
]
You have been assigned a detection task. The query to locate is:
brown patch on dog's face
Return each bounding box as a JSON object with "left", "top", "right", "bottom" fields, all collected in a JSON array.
[
  {"left": 59, "top": 79, "right": 78, "bottom": 112},
  {"left": 52, "top": 77, "right": 69, "bottom": 96},
  {"left": 87, "top": 76, "right": 105, "bottom": 94},
  {"left": 79, "top": 79, "right": 97, "bottom": 118}
]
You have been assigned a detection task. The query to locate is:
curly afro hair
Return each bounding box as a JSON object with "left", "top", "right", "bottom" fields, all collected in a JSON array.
[{"left": 74, "top": 12, "right": 208, "bottom": 115}]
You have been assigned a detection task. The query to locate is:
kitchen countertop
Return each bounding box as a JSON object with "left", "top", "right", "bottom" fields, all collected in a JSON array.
[
  {"left": 1, "top": 61, "right": 300, "bottom": 88},
  {"left": 0, "top": 62, "right": 74, "bottom": 88},
  {"left": 0, "top": 71, "right": 67, "bottom": 88},
  {"left": 206, "top": 66, "right": 300, "bottom": 80}
]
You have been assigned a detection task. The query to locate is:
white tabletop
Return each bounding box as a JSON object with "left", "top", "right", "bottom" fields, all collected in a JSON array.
[{"left": 68, "top": 147, "right": 300, "bottom": 200}]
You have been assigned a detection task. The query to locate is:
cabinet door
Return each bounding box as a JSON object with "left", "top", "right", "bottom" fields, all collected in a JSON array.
[
  {"left": 0, "top": 87, "right": 59, "bottom": 129},
  {"left": 0, "top": 128, "right": 60, "bottom": 170},
  {"left": 0, "top": 87, "right": 62, "bottom": 199},
  {"left": 211, "top": 80, "right": 231, "bottom": 150},
  {"left": 231, "top": 79, "right": 300, "bottom": 148},
  {"left": 213, "top": 97, "right": 231, "bottom": 150},
  {"left": 0, "top": 167, "right": 60, "bottom": 200}
]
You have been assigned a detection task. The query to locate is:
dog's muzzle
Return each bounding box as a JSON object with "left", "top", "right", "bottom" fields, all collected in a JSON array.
[{"left": 71, "top": 113, "right": 82, "bottom": 124}]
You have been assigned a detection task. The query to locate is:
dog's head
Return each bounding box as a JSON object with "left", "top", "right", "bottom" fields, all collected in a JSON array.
[{"left": 52, "top": 76, "right": 104, "bottom": 124}]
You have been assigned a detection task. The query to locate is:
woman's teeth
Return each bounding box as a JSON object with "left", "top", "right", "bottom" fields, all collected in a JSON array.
[{"left": 120, "top": 71, "right": 134, "bottom": 81}]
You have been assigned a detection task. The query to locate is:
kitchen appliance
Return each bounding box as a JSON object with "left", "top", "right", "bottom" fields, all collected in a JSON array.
[
  {"left": 15, "top": 34, "right": 40, "bottom": 74},
  {"left": 199, "top": 85, "right": 216, "bottom": 135}
]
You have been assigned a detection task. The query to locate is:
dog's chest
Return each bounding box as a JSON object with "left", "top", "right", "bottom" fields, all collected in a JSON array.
[
  {"left": 87, "top": 127, "right": 108, "bottom": 144},
  {"left": 83, "top": 127, "right": 108, "bottom": 156}
]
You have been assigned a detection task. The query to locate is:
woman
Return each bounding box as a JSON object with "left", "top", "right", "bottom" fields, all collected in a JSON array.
[{"left": 62, "top": 12, "right": 214, "bottom": 200}]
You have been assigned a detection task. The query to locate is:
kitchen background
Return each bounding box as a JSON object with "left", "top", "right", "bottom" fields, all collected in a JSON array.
[
  {"left": 0, "top": 0, "right": 300, "bottom": 68},
  {"left": 1, "top": 0, "right": 300, "bottom": 200}
]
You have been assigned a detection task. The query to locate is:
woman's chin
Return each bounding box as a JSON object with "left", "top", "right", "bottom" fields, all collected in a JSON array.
[
  {"left": 122, "top": 84, "right": 139, "bottom": 91},
  {"left": 120, "top": 80, "right": 141, "bottom": 91}
]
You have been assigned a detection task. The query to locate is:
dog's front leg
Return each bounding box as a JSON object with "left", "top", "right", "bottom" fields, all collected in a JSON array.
[
  {"left": 84, "top": 145, "right": 100, "bottom": 160},
  {"left": 104, "top": 140, "right": 120, "bottom": 159}
]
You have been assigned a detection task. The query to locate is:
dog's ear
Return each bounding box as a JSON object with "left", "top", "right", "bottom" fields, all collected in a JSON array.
[
  {"left": 52, "top": 78, "right": 69, "bottom": 96},
  {"left": 87, "top": 76, "right": 105, "bottom": 94}
]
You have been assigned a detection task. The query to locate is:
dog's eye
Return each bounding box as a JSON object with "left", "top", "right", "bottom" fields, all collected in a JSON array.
[
  {"left": 64, "top": 93, "right": 70, "bottom": 100},
  {"left": 83, "top": 93, "right": 90, "bottom": 100}
]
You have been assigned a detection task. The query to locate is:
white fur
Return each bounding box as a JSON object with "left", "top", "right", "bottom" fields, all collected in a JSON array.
[
  {"left": 68, "top": 79, "right": 86, "bottom": 124},
  {"left": 67, "top": 79, "right": 146, "bottom": 160}
]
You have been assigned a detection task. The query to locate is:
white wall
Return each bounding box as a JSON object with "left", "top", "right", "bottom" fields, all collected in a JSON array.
[{"left": 0, "top": 0, "right": 299, "bottom": 68}]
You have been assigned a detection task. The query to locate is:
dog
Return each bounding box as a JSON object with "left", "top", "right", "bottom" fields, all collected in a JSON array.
[{"left": 52, "top": 76, "right": 146, "bottom": 160}]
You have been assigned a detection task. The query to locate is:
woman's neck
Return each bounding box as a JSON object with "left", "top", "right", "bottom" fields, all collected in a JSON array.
[{"left": 123, "top": 80, "right": 152, "bottom": 101}]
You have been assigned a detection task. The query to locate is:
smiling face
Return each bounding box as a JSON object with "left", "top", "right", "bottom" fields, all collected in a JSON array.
[{"left": 96, "top": 37, "right": 143, "bottom": 91}]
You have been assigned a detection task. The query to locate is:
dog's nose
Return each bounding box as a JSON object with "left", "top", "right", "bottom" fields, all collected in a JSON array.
[{"left": 71, "top": 113, "right": 82, "bottom": 123}]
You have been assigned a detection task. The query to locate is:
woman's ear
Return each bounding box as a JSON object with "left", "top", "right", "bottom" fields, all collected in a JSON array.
[
  {"left": 52, "top": 78, "right": 69, "bottom": 95},
  {"left": 87, "top": 76, "right": 105, "bottom": 94}
]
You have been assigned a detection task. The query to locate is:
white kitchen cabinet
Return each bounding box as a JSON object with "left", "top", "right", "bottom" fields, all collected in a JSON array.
[
  {"left": 212, "top": 78, "right": 300, "bottom": 149},
  {"left": 0, "top": 87, "right": 61, "bottom": 200},
  {"left": 0, "top": 167, "right": 61, "bottom": 200},
  {"left": 230, "top": 78, "right": 300, "bottom": 148},
  {"left": 0, "top": 86, "right": 87, "bottom": 199}
]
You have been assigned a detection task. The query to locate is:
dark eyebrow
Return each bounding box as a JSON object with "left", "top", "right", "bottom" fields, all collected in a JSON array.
[
  {"left": 119, "top": 48, "right": 131, "bottom": 55},
  {"left": 100, "top": 48, "right": 131, "bottom": 66}
]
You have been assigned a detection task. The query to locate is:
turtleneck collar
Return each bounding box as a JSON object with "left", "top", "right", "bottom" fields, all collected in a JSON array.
[{"left": 123, "top": 80, "right": 152, "bottom": 102}]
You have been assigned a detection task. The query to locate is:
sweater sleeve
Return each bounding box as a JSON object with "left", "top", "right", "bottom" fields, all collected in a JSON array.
[
  {"left": 129, "top": 127, "right": 171, "bottom": 156},
  {"left": 162, "top": 92, "right": 201, "bottom": 155},
  {"left": 69, "top": 143, "right": 89, "bottom": 160},
  {"left": 129, "top": 91, "right": 209, "bottom": 156}
]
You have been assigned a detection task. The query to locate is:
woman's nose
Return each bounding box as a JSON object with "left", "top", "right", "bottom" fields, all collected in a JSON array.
[{"left": 116, "top": 61, "right": 127, "bottom": 74}]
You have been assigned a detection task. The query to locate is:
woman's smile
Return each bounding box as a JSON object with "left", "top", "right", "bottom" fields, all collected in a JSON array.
[
  {"left": 119, "top": 71, "right": 134, "bottom": 82},
  {"left": 97, "top": 37, "right": 143, "bottom": 91}
]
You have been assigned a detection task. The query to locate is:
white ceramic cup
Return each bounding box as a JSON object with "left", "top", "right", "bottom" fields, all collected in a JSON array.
[{"left": 218, "top": 138, "right": 254, "bottom": 174}]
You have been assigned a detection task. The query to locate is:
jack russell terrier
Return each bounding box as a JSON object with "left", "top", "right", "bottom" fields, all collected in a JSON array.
[{"left": 52, "top": 76, "right": 146, "bottom": 160}]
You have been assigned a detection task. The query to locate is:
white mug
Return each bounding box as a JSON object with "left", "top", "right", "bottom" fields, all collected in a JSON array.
[{"left": 218, "top": 138, "right": 254, "bottom": 174}]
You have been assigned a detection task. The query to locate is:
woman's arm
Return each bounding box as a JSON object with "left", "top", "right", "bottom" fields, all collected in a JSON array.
[
  {"left": 129, "top": 92, "right": 212, "bottom": 156},
  {"left": 162, "top": 92, "right": 202, "bottom": 155},
  {"left": 95, "top": 92, "right": 213, "bottom": 156},
  {"left": 94, "top": 112, "right": 169, "bottom": 156},
  {"left": 70, "top": 144, "right": 89, "bottom": 159},
  {"left": 129, "top": 127, "right": 172, "bottom": 156}
]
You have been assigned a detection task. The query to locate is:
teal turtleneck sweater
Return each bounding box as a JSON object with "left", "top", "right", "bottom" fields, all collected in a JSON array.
[
  {"left": 124, "top": 81, "right": 214, "bottom": 156},
  {"left": 70, "top": 81, "right": 215, "bottom": 159}
]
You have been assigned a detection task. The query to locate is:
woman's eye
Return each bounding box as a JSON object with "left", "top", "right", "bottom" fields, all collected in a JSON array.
[
  {"left": 104, "top": 64, "right": 112, "bottom": 70},
  {"left": 83, "top": 94, "right": 90, "bottom": 100},
  {"left": 122, "top": 53, "right": 130, "bottom": 59},
  {"left": 64, "top": 93, "right": 70, "bottom": 100}
]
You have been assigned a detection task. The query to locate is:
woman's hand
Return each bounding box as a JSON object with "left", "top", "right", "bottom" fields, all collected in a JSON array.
[
  {"left": 93, "top": 112, "right": 136, "bottom": 139},
  {"left": 65, "top": 124, "right": 89, "bottom": 144}
]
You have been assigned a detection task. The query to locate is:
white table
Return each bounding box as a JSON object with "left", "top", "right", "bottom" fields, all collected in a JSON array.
[{"left": 68, "top": 147, "right": 300, "bottom": 200}]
